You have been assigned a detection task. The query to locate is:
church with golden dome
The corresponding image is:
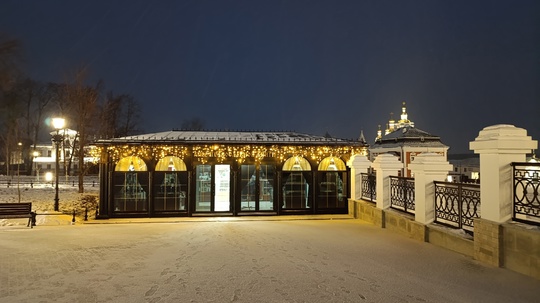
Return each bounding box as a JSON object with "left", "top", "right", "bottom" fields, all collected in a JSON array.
[{"left": 369, "top": 102, "right": 449, "bottom": 177}]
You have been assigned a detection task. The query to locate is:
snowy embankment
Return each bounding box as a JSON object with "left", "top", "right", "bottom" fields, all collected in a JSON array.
[{"left": 0, "top": 175, "right": 99, "bottom": 226}]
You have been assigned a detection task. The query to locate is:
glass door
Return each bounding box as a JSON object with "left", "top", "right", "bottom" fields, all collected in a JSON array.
[
  {"left": 195, "top": 165, "right": 212, "bottom": 211},
  {"left": 240, "top": 165, "right": 257, "bottom": 211},
  {"left": 239, "top": 164, "right": 275, "bottom": 212},
  {"left": 195, "top": 164, "right": 231, "bottom": 212}
]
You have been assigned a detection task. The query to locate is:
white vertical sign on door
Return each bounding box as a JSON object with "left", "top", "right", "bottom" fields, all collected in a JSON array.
[{"left": 214, "top": 164, "right": 230, "bottom": 211}]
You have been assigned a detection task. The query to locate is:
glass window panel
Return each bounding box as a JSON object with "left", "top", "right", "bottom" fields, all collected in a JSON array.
[
  {"left": 113, "top": 172, "right": 148, "bottom": 212},
  {"left": 317, "top": 172, "right": 345, "bottom": 208},
  {"left": 282, "top": 172, "right": 311, "bottom": 209},
  {"left": 259, "top": 165, "right": 274, "bottom": 210},
  {"left": 153, "top": 172, "right": 188, "bottom": 211},
  {"left": 195, "top": 165, "right": 212, "bottom": 211}
]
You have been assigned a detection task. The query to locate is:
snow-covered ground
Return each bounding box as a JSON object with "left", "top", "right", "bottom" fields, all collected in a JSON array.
[
  {"left": 0, "top": 175, "right": 99, "bottom": 226},
  {"left": 2, "top": 220, "right": 539, "bottom": 302}
]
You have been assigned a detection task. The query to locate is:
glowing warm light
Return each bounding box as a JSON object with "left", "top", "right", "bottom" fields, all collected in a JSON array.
[
  {"left": 96, "top": 143, "right": 367, "bottom": 166},
  {"left": 115, "top": 156, "right": 148, "bottom": 171},
  {"left": 155, "top": 156, "right": 188, "bottom": 171},
  {"left": 318, "top": 157, "right": 346, "bottom": 171},
  {"left": 45, "top": 172, "right": 53, "bottom": 182},
  {"left": 52, "top": 117, "right": 65, "bottom": 130}
]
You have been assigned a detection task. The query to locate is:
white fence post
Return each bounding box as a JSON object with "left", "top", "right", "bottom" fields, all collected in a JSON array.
[
  {"left": 371, "top": 154, "right": 402, "bottom": 209},
  {"left": 347, "top": 155, "right": 372, "bottom": 200},
  {"left": 408, "top": 153, "right": 452, "bottom": 224},
  {"left": 470, "top": 124, "right": 537, "bottom": 223}
]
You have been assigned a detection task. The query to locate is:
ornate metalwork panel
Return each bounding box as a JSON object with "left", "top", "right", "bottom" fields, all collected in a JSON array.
[
  {"left": 512, "top": 162, "right": 540, "bottom": 225},
  {"left": 390, "top": 176, "right": 415, "bottom": 214},
  {"left": 434, "top": 181, "right": 480, "bottom": 232},
  {"left": 361, "top": 173, "right": 376, "bottom": 202}
]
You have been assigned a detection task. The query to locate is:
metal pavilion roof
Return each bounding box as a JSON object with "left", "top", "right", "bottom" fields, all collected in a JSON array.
[
  {"left": 96, "top": 130, "right": 366, "bottom": 146},
  {"left": 373, "top": 126, "right": 447, "bottom": 148}
]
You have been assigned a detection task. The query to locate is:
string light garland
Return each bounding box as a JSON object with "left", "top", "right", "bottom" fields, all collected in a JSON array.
[{"left": 94, "top": 143, "right": 367, "bottom": 165}]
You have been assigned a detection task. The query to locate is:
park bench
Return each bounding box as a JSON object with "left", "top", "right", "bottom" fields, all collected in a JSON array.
[{"left": 0, "top": 203, "right": 36, "bottom": 228}]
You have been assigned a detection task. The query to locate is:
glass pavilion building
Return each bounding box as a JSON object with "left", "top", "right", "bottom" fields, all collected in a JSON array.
[{"left": 94, "top": 130, "right": 367, "bottom": 218}]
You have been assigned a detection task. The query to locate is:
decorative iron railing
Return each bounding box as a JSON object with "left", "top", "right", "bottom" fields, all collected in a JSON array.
[
  {"left": 0, "top": 176, "right": 99, "bottom": 188},
  {"left": 390, "top": 176, "right": 415, "bottom": 214},
  {"left": 512, "top": 162, "right": 540, "bottom": 226},
  {"left": 360, "top": 173, "right": 376, "bottom": 202},
  {"left": 434, "top": 181, "right": 480, "bottom": 232}
]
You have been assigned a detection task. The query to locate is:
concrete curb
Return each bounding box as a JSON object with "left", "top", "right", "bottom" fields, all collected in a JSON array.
[
  {"left": 80, "top": 214, "right": 355, "bottom": 225},
  {"left": 3, "top": 214, "right": 355, "bottom": 227}
]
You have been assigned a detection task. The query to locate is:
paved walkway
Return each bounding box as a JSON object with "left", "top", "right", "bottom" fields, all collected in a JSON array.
[{"left": 1, "top": 216, "right": 539, "bottom": 303}]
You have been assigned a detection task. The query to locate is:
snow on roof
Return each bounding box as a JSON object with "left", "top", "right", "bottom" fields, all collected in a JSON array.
[
  {"left": 381, "top": 127, "right": 438, "bottom": 140},
  {"left": 373, "top": 126, "right": 447, "bottom": 148},
  {"left": 96, "top": 130, "right": 364, "bottom": 146}
]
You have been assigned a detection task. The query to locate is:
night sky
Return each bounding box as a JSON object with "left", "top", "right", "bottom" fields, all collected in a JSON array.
[{"left": 1, "top": 0, "right": 539, "bottom": 153}]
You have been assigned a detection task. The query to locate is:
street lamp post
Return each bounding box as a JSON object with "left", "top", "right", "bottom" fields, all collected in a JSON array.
[
  {"left": 33, "top": 151, "right": 39, "bottom": 182},
  {"left": 52, "top": 117, "right": 65, "bottom": 212},
  {"left": 17, "top": 142, "right": 22, "bottom": 203}
]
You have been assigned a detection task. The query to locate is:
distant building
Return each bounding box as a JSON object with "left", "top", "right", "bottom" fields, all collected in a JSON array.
[
  {"left": 369, "top": 102, "right": 449, "bottom": 177},
  {"left": 447, "top": 153, "right": 537, "bottom": 183},
  {"left": 31, "top": 129, "right": 97, "bottom": 178},
  {"left": 447, "top": 154, "right": 480, "bottom": 182},
  {"left": 94, "top": 130, "right": 367, "bottom": 218}
]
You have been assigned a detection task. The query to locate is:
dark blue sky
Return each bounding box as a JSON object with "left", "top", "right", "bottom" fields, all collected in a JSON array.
[{"left": 2, "top": 0, "right": 539, "bottom": 153}]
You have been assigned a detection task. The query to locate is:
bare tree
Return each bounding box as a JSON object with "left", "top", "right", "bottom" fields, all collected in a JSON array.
[
  {"left": 99, "top": 91, "right": 142, "bottom": 138},
  {"left": 98, "top": 91, "right": 122, "bottom": 138},
  {"left": 0, "top": 34, "right": 21, "bottom": 174},
  {"left": 15, "top": 79, "right": 57, "bottom": 174},
  {"left": 0, "top": 34, "right": 20, "bottom": 92},
  {"left": 0, "top": 91, "right": 23, "bottom": 175},
  {"left": 59, "top": 67, "right": 101, "bottom": 193},
  {"left": 118, "top": 94, "right": 141, "bottom": 137},
  {"left": 181, "top": 117, "right": 205, "bottom": 130}
]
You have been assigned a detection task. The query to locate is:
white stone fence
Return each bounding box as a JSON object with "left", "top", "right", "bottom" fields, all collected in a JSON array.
[{"left": 348, "top": 124, "right": 538, "bottom": 228}]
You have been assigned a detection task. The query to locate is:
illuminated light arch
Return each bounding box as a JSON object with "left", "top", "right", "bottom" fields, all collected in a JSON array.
[
  {"left": 115, "top": 156, "right": 148, "bottom": 171},
  {"left": 318, "top": 157, "right": 346, "bottom": 171},
  {"left": 155, "top": 156, "right": 187, "bottom": 171},
  {"left": 282, "top": 156, "right": 311, "bottom": 171}
]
